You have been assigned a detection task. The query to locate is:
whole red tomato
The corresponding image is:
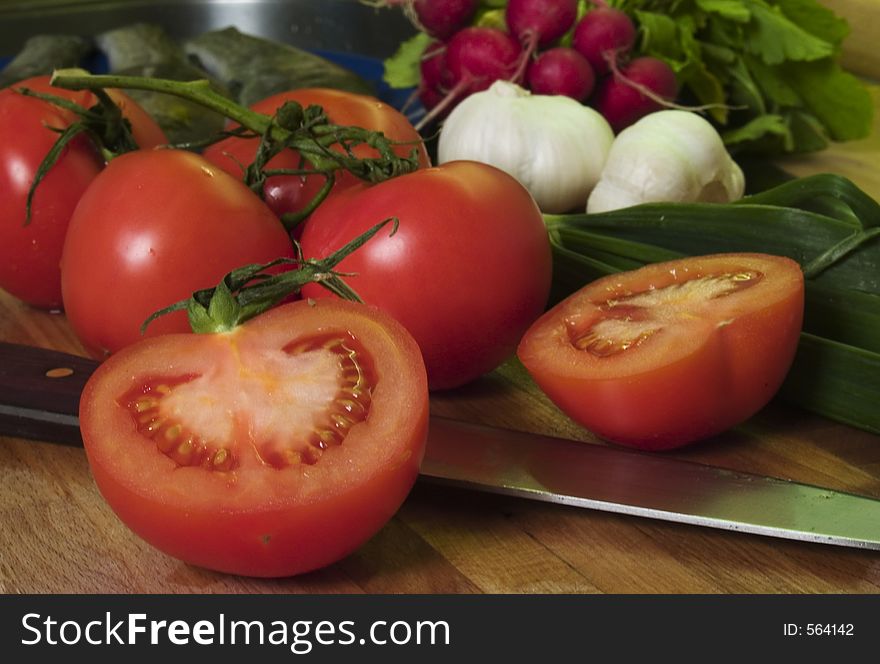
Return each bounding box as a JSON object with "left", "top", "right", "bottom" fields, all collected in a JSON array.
[
  {"left": 299, "top": 161, "right": 553, "bottom": 390},
  {"left": 203, "top": 88, "right": 430, "bottom": 225},
  {"left": 518, "top": 253, "right": 805, "bottom": 450},
  {"left": 61, "top": 149, "right": 294, "bottom": 358},
  {"left": 80, "top": 298, "right": 429, "bottom": 577},
  {"left": 0, "top": 76, "right": 166, "bottom": 309}
]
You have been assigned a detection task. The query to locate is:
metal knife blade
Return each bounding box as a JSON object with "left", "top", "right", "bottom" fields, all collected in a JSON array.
[{"left": 1, "top": 341, "right": 879, "bottom": 551}]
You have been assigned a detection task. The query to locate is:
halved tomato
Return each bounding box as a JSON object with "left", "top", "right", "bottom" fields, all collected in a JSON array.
[
  {"left": 517, "top": 253, "right": 804, "bottom": 450},
  {"left": 79, "top": 299, "right": 429, "bottom": 577}
]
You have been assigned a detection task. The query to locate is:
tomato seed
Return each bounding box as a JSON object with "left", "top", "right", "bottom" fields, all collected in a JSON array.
[
  {"left": 337, "top": 398, "right": 364, "bottom": 416},
  {"left": 134, "top": 397, "right": 157, "bottom": 413},
  {"left": 121, "top": 337, "right": 376, "bottom": 471},
  {"left": 571, "top": 271, "right": 763, "bottom": 357}
]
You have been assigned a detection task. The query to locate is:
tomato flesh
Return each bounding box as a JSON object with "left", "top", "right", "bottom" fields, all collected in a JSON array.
[
  {"left": 569, "top": 269, "right": 763, "bottom": 358},
  {"left": 80, "top": 299, "right": 429, "bottom": 577},
  {"left": 121, "top": 333, "right": 374, "bottom": 471},
  {"left": 518, "top": 254, "right": 804, "bottom": 450}
]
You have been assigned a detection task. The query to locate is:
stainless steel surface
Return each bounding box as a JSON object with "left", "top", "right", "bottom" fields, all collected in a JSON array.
[
  {"left": 0, "top": 0, "right": 415, "bottom": 58},
  {"left": 422, "top": 417, "right": 880, "bottom": 551}
]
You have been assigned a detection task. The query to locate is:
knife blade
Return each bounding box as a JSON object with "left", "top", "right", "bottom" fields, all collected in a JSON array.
[{"left": 1, "top": 341, "right": 879, "bottom": 551}]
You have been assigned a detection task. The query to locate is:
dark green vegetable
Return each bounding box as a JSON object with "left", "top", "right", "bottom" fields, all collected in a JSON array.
[
  {"left": 96, "top": 23, "right": 228, "bottom": 144},
  {"left": 0, "top": 34, "right": 92, "bottom": 87},
  {"left": 781, "top": 334, "right": 880, "bottom": 433},
  {"left": 545, "top": 173, "right": 880, "bottom": 435},
  {"left": 97, "top": 23, "right": 192, "bottom": 72},
  {"left": 617, "top": 0, "right": 874, "bottom": 154},
  {"left": 184, "top": 27, "right": 373, "bottom": 106}
]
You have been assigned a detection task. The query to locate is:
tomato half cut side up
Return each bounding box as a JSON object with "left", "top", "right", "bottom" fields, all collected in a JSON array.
[
  {"left": 517, "top": 254, "right": 805, "bottom": 451},
  {"left": 79, "top": 299, "right": 429, "bottom": 577}
]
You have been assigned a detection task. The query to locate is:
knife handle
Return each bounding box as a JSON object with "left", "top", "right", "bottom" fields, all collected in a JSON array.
[{"left": 0, "top": 342, "right": 98, "bottom": 446}]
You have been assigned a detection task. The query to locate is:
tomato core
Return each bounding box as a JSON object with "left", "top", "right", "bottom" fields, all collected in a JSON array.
[
  {"left": 121, "top": 332, "right": 375, "bottom": 472},
  {"left": 569, "top": 270, "right": 764, "bottom": 357}
]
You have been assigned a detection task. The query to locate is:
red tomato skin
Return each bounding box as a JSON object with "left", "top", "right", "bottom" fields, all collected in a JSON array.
[
  {"left": 61, "top": 149, "right": 293, "bottom": 358},
  {"left": 0, "top": 86, "right": 100, "bottom": 308},
  {"left": 79, "top": 299, "right": 429, "bottom": 577},
  {"left": 13, "top": 76, "right": 168, "bottom": 150},
  {"left": 518, "top": 254, "right": 805, "bottom": 450},
  {"left": 203, "top": 88, "right": 431, "bottom": 225},
  {"left": 299, "top": 161, "right": 553, "bottom": 389},
  {"left": 0, "top": 77, "right": 166, "bottom": 309}
]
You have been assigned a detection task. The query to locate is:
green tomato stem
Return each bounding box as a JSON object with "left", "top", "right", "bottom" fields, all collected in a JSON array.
[
  {"left": 52, "top": 69, "right": 273, "bottom": 136},
  {"left": 50, "top": 69, "right": 421, "bottom": 185},
  {"left": 141, "top": 217, "right": 399, "bottom": 335}
]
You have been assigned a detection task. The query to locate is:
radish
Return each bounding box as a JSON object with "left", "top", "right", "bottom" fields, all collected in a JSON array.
[
  {"left": 417, "top": 26, "right": 522, "bottom": 129},
  {"left": 526, "top": 47, "right": 595, "bottom": 101},
  {"left": 572, "top": 7, "right": 637, "bottom": 76},
  {"left": 446, "top": 27, "right": 522, "bottom": 89},
  {"left": 413, "top": 0, "right": 479, "bottom": 40},
  {"left": 594, "top": 56, "right": 678, "bottom": 132},
  {"left": 506, "top": 0, "right": 579, "bottom": 82},
  {"left": 418, "top": 40, "right": 450, "bottom": 110},
  {"left": 506, "top": 0, "right": 579, "bottom": 49}
]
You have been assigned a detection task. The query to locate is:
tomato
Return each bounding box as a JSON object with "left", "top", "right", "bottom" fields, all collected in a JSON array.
[
  {"left": 79, "top": 298, "right": 428, "bottom": 577},
  {"left": 203, "top": 88, "right": 431, "bottom": 224},
  {"left": 61, "top": 149, "right": 294, "bottom": 358},
  {"left": 300, "top": 160, "right": 553, "bottom": 390},
  {"left": 517, "top": 253, "right": 805, "bottom": 450},
  {"left": 0, "top": 76, "right": 166, "bottom": 309}
]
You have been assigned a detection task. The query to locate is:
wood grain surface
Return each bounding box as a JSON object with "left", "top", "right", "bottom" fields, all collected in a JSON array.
[
  {"left": 2, "top": 10, "right": 880, "bottom": 595},
  {"left": 827, "top": 0, "right": 880, "bottom": 81}
]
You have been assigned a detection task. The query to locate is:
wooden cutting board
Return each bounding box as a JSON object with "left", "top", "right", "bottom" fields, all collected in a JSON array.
[{"left": 1, "top": 9, "right": 879, "bottom": 595}]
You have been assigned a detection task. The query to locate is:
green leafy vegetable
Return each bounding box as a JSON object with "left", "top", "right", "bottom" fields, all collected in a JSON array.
[
  {"left": 382, "top": 32, "right": 431, "bottom": 89},
  {"left": 616, "top": 0, "right": 873, "bottom": 153},
  {"left": 744, "top": 2, "right": 833, "bottom": 65}
]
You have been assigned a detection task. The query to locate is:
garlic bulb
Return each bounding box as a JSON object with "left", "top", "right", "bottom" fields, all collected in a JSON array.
[
  {"left": 437, "top": 80, "right": 614, "bottom": 214},
  {"left": 586, "top": 110, "right": 745, "bottom": 214}
]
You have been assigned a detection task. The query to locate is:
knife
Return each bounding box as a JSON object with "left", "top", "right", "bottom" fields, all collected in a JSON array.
[{"left": 1, "top": 341, "right": 879, "bottom": 551}]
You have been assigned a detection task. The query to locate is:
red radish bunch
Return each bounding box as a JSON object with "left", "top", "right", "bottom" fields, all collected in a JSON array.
[
  {"left": 527, "top": 47, "right": 595, "bottom": 102},
  {"left": 446, "top": 26, "right": 522, "bottom": 95},
  {"left": 507, "top": 0, "right": 579, "bottom": 50},
  {"left": 403, "top": 0, "right": 679, "bottom": 132},
  {"left": 412, "top": 0, "right": 479, "bottom": 39},
  {"left": 594, "top": 56, "right": 679, "bottom": 131},
  {"left": 572, "top": 6, "right": 636, "bottom": 75},
  {"left": 418, "top": 40, "right": 450, "bottom": 110},
  {"left": 417, "top": 26, "right": 521, "bottom": 126},
  {"left": 570, "top": 6, "right": 677, "bottom": 131}
]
